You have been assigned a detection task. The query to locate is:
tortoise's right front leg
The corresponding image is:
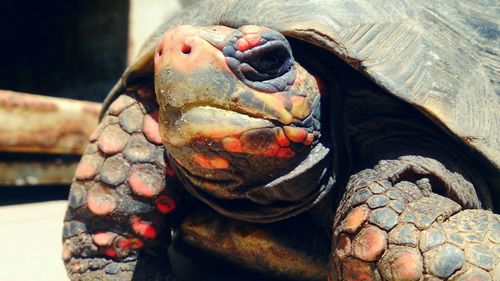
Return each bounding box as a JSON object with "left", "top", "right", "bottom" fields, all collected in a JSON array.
[
  {"left": 62, "top": 87, "right": 179, "bottom": 281},
  {"left": 330, "top": 156, "right": 499, "bottom": 281}
]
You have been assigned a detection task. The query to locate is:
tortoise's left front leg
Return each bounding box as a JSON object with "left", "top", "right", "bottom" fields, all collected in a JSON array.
[
  {"left": 330, "top": 156, "right": 499, "bottom": 281},
  {"left": 62, "top": 86, "right": 181, "bottom": 281}
]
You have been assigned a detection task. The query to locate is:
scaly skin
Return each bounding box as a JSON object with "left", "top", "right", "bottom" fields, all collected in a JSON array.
[
  {"left": 63, "top": 86, "right": 180, "bottom": 281},
  {"left": 331, "top": 156, "right": 500, "bottom": 281},
  {"left": 63, "top": 25, "right": 499, "bottom": 281},
  {"left": 153, "top": 25, "right": 328, "bottom": 224}
]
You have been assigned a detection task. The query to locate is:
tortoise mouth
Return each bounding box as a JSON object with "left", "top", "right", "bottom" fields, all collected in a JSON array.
[
  {"left": 160, "top": 104, "right": 278, "bottom": 147},
  {"left": 171, "top": 141, "right": 334, "bottom": 223},
  {"left": 160, "top": 102, "right": 319, "bottom": 147},
  {"left": 159, "top": 104, "right": 320, "bottom": 199},
  {"left": 172, "top": 159, "right": 244, "bottom": 199}
]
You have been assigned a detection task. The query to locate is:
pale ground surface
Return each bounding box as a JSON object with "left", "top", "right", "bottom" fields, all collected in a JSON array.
[
  {"left": 0, "top": 200, "right": 68, "bottom": 281},
  {"left": 0, "top": 199, "right": 277, "bottom": 281}
]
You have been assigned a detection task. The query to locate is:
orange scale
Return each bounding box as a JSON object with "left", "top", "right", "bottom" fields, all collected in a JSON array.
[
  {"left": 127, "top": 167, "right": 164, "bottom": 198},
  {"left": 342, "top": 206, "right": 369, "bottom": 234},
  {"left": 390, "top": 251, "right": 423, "bottom": 280},
  {"left": 244, "top": 33, "right": 261, "bottom": 48},
  {"left": 262, "top": 144, "right": 281, "bottom": 157},
  {"left": 193, "top": 154, "right": 230, "bottom": 170},
  {"left": 74, "top": 158, "right": 99, "bottom": 180},
  {"left": 303, "top": 133, "right": 315, "bottom": 146},
  {"left": 129, "top": 238, "right": 145, "bottom": 250},
  {"left": 193, "top": 154, "right": 213, "bottom": 169},
  {"left": 237, "top": 38, "right": 250, "bottom": 51},
  {"left": 131, "top": 217, "right": 157, "bottom": 239},
  {"left": 210, "top": 156, "right": 230, "bottom": 169},
  {"left": 274, "top": 128, "right": 290, "bottom": 147},
  {"left": 61, "top": 246, "right": 72, "bottom": 261},
  {"left": 103, "top": 248, "right": 117, "bottom": 258},
  {"left": 156, "top": 195, "right": 176, "bottom": 214},
  {"left": 276, "top": 147, "right": 296, "bottom": 158},
  {"left": 143, "top": 113, "right": 163, "bottom": 145},
  {"left": 87, "top": 186, "right": 117, "bottom": 216},
  {"left": 92, "top": 232, "right": 116, "bottom": 246},
  {"left": 117, "top": 238, "right": 131, "bottom": 250},
  {"left": 283, "top": 126, "right": 308, "bottom": 143},
  {"left": 117, "top": 237, "right": 144, "bottom": 251},
  {"left": 221, "top": 137, "right": 243, "bottom": 153}
]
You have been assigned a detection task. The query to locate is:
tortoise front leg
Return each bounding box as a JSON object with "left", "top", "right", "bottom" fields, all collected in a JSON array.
[
  {"left": 330, "top": 156, "right": 499, "bottom": 280},
  {"left": 62, "top": 87, "right": 180, "bottom": 281}
]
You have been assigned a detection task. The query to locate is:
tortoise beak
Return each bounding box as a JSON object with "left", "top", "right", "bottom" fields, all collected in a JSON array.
[{"left": 154, "top": 25, "right": 233, "bottom": 75}]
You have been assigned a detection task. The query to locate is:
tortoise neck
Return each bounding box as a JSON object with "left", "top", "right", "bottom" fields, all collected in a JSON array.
[
  {"left": 171, "top": 142, "right": 335, "bottom": 223},
  {"left": 342, "top": 88, "right": 491, "bottom": 208}
]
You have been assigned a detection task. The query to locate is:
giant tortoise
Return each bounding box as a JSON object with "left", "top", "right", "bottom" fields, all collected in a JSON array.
[{"left": 62, "top": 0, "right": 500, "bottom": 280}]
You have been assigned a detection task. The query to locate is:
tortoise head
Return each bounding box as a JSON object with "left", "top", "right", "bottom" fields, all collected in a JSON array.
[{"left": 154, "top": 25, "right": 333, "bottom": 222}]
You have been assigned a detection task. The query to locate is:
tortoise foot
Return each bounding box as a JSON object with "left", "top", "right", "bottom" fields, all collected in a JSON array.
[
  {"left": 331, "top": 156, "right": 500, "bottom": 281},
  {"left": 63, "top": 88, "right": 179, "bottom": 281},
  {"left": 64, "top": 252, "right": 173, "bottom": 281},
  {"left": 63, "top": 220, "right": 173, "bottom": 281}
]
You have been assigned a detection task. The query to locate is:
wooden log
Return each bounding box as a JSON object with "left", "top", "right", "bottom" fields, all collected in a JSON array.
[{"left": 0, "top": 90, "right": 101, "bottom": 155}]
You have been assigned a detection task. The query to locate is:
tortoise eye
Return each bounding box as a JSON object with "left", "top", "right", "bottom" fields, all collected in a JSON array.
[
  {"left": 245, "top": 44, "right": 292, "bottom": 80},
  {"left": 224, "top": 28, "right": 297, "bottom": 93}
]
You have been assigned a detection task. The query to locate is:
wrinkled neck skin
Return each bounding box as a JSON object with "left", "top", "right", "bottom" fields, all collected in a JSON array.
[
  {"left": 154, "top": 25, "right": 335, "bottom": 223},
  {"left": 341, "top": 74, "right": 493, "bottom": 210}
]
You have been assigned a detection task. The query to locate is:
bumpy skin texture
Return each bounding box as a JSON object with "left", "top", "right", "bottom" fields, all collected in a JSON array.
[
  {"left": 63, "top": 23, "right": 500, "bottom": 281},
  {"left": 332, "top": 156, "right": 500, "bottom": 281},
  {"left": 63, "top": 86, "right": 179, "bottom": 281}
]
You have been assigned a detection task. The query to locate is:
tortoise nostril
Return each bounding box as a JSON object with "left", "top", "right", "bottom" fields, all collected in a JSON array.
[
  {"left": 157, "top": 47, "right": 163, "bottom": 57},
  {"left": 181, "top": 43, "right": 192, "bottom": 54}
]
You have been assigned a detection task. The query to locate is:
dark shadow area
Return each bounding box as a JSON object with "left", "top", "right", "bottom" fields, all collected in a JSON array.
[
  {"left": 0, "top": 152, "right": 81, "bottom": 162},
  {"left": 170, "top": 239, "right": 292, "bottom": 281},
  {"left": 0, "top": 0, "right": 129, "bottom": 102},
  {"left": 0, "top": 185, "right": 69, "bottom": 206}
]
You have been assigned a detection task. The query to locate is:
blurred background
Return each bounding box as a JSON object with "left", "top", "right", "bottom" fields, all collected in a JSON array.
[
  {"left": 0, "top": 0, "right": 200, "bottom": 102},
  {"left": 0, "top": 1, "right": 190, "bottom": 280},
  {"left": 0, "top": 1, "right": 287, "bottom": 280}
]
